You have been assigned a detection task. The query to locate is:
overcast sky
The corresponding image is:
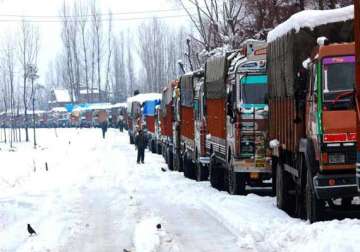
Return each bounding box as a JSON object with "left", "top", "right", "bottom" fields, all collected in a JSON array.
[{"left": 0, "top": 0, "right": 188, "bottom": 84}]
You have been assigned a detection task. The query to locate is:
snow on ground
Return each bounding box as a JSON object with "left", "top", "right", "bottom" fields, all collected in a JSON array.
[{"left": 1, "top": 128, "right": 360, "bottom": 252}]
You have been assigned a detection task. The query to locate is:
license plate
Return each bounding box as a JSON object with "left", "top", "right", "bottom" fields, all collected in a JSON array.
[{"left": 329, "top": 153, "right": 345, "bottom": 164}]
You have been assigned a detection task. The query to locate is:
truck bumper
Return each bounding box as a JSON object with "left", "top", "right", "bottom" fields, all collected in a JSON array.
[
  {"left": 233, "top": 159, "right": 271, "bottom": 173},
  {"left": 199, "top": 157, "right": 210, "bottom": 165},
  {"left": 314, "top": 174, "right": 359, "bottom": 200}
]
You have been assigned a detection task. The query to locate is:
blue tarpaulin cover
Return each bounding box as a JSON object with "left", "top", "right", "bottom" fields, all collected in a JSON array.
[{"left": 143, "top": 100, "right": 161, "bottom": 116}]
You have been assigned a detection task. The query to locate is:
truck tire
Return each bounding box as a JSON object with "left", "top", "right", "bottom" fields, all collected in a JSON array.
[
  {"left": 306, "top": 168, "right": 324, "bottom": 223},
  {"left": 174, "top": 154, "right": 183, "bottom": 172},
  {"left": 228, "top": 170, "right": 246, "bottom": 195},
  {"left": 196, "top": 162, "right": 208, "bottom": 181},
  {"left": 183, "top": 156, "right": 190, "bottom": 178},
  {"left": 184, "top": 156, "right": 195, "bottom": 179},
  {"left": 209, "top": 157, "right": 219, "bottom": 189},
  {"left": 276, "top": 162, "right": 292, "bottom": 212},
  {"left": 163, "top": 146, "right": 168, "bottom": 163},
  {"left": 167, "top": 148, "right": 174, "bottom": 171},
  {"left": 209, "top": 158, "right": 225, "bottom": 190},
  {"left": 157, "top": 143, "right": 162, "bottom": 155},
  {"left": 151, "top": 140, "right": 156, "bottom": 153}
]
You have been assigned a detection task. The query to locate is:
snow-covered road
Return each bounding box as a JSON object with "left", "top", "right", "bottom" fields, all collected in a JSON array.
[{"left": 1, "top": 129, "right": 360, "bottom": 252}]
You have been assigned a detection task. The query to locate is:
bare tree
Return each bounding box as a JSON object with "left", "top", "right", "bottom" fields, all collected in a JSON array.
[
  {"left": 178, "top": 0, "right": 245, "bottom": 51},
  {"left": 78, "top": 0, "right": 90, "bottom": 102},
  {"left": 61, "top": 1, "right": 75, "bottom": 102},
  {"left": 91, "top": 1, "right": 103, "bottom": 101},
  {"left": 104, "top": 11, "right": 113, "bottom": 101},
  {"left": 1, "top": 38, "right": 16, "bottom": 147},
  {"left": 18, "top": 19, "right": 39, "bottom": 142}
]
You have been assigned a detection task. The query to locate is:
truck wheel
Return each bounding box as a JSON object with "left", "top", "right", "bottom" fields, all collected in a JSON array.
[
  {"left": 184, "top": 157, "right": 195, "bottom": 179},
  {"left": 209, "top": 157, "right": 219, "bottom": 189},
  {"left": 178, "top": 154, "right": 184, "bottom": 172},
  {"left": 157, "top": 143, "right": 162, "bottom": 155},
  {"left": 167, "top": 149, "right": 174, "bottom": 171},
  {"left": 276, "top": 162, "right": 292, "bottom": 212},
  {"left": 228, "top": 171, "right": 246, "bottom": 195},
  {"left": 306, "top": 168, "right": 324, "bottom": 223},
  {"left": 183, "top": 156, "right": 190, "bottom": 178},
  {"left": 196, "top": 162, "right": 207, "bottom": 181},
  {"left": 173, "top": 154, "right": 179, "bottom": 171},
  {"left": 151, "top": 140, "right": 156, "bottom": 153}
]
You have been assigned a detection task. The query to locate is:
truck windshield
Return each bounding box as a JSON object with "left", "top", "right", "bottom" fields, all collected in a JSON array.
[
  {"left": 240, "top": 75, "right": 268, "bottom": 105},
  {"left": 323, "top": 57, "right": 355, "bottom": 92},
  {"left": 322, "top": 56, "right": 355, "bottom": 109}
]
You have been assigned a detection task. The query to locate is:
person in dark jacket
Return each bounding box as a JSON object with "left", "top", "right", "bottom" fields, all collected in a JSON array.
[
  {"left": 135, "top": 129, "right": 146, "bottom": 164},
  {"left": 101, "top": 121, "right": 108, "bottom": 139},
  {"left": 118, "top": 117, "right": 124, "bottom": 132}
]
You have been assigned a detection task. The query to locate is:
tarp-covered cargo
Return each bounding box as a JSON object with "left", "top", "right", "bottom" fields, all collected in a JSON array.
[
  {"left": 143, "top": 99, "right": 161, "bottom": 117},
  {"left": 205, "top": 56, "right": 228, "bottom": 99},
  {"left": 267, "top": 10, "right": 353, "bottom": 99}
]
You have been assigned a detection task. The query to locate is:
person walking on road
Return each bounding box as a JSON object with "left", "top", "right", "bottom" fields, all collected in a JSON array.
[
  {"left": 101, "top": 120, "right": 108, "bottom": 139},
  {"left": 118, "top": 116, "right": 124, "bottom": 132},
  {"left": 135, "top": 129, "right": 146, "bottom": 164}
]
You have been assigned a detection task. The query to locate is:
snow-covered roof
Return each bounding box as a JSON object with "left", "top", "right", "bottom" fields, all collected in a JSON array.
[
  {"left": 111, "top": 102, "right": 127, "bottom": 109},
  {"left": 127, "top": 93, "right": 162, "bottom": 104},
  {"left": 267, "top": 5, "right": 353, "bottom": 43},
  {"left": 53, "top": 89, "right": 71, "bottom": 103},
  {"left": 80, "top": 89, "right": 100, "bottom": 94}
]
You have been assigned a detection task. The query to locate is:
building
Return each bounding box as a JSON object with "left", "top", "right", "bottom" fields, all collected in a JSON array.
[{"left": 48, "top": 89, "right": 72, "bottom": 109}]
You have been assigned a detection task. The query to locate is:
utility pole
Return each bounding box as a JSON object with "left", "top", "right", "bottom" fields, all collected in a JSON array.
[{"left": 27, "top": 64, "right": 39, "bottom": 149}]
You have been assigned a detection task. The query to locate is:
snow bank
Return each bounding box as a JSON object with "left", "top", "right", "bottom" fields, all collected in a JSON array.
[
  {"left": 267, "top": 5, "right": 354, "bottom": 43},
  {"left": 133, "top": 216, "right": 162, "bottom": 252}
]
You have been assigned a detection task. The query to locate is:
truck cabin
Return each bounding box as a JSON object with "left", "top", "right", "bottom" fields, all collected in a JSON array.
[
  {"left": 229, "top": 40, "right": 268, "bottom": 116},
  {"left": 306, "top": 42, "right": 356, "bottom": 170},
  {"left": 238, "top": 74, "right": 268, "bottom": 112},
  {"left": 308, "top": 43, "right": 355, "bottom": 111},
  {"left": 194, "top": 76, "right": 205, "bottom": 123}
]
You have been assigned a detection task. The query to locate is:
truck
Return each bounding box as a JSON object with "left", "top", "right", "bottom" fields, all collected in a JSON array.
[
  {"left": 126, "top": 98, "right": 142, "bottom": 144},
  {"left": 126, "top": 93, "right": 162, "bottom": 144},
  {"left": 355, "top": 1, "right": 360, "bottom": 193},
  {"left": 206, "top": 40, "right": 271, "bottom": 194},
  {"left": 160, "top": 80, "right": 177, "bottom": 170},
  {"left": 193, "top": 71, "right": 210, "bottom": 181},
  {"left": 267, "top": 6, "right": 357, "bottom": 222},
  {"left": 143, "top": 98, "right": 161, "bottom": 153},
  {"left": 172, "top": 80, "right": 183, "bottom": 172},
  {"left": 178, "top": 70, "right": 208, "bottom": 181}
]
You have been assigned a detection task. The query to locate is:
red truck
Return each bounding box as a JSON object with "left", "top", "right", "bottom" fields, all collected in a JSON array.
[
  {"left": 355, "top": 1, "right": 360, "bottom": 193},
  {"left": 177, "top": 70, "right": 208, "bottom": 180},
  {"left": 268, "top": 6, "right": 357, "bottom": 223},
  {"left": 205, "top": 40, "right": 271, "bottom": 194},
  {"left": 160, "top": 80, "right": 177, "bottom": 170}
]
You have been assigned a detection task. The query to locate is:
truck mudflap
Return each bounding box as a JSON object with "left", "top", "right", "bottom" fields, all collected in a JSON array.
[
  {"left": 233, "top": 159, "right": 271, "bottom": 173},
  {"left": 313, "top": 174, "right": 359, "bottom": 200}
]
